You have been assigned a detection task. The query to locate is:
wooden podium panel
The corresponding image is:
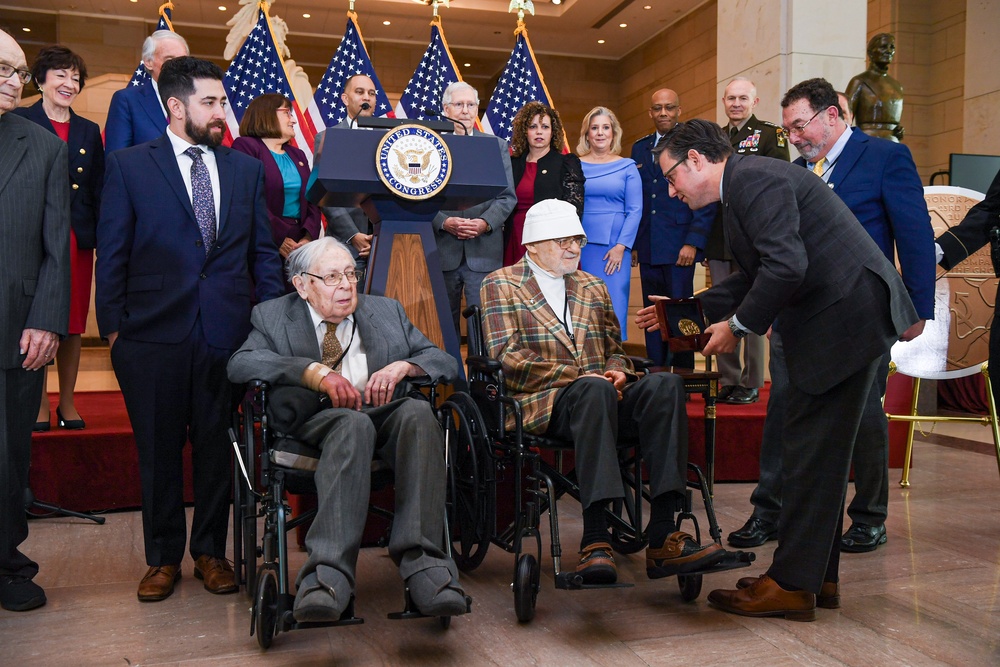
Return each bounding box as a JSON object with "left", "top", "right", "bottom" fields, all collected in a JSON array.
[{"left": 383, "top": 233, "right": 446, "bottom": 352}]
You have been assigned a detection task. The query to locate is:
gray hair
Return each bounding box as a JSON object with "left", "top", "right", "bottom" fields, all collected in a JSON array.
[
  {"left": 285, "top": 237, "right": 356, "bottom": 282},
  {"left": 141, "top": 30, "right": 189, "bottom": 66},
  {"left": 441, "top": 81, "right": 479, "bottom": 108},
  {"left": 725, "top": 76, "right": 757, "bottom": 99}
]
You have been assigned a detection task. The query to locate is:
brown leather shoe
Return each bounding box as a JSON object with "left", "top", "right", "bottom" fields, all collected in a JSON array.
[
  {"left": 709, "top": 575, "right": 816, "bottom": 621},
  {"left": 736, "top": 575, "right": 840, "bottom": 609},
  {"left": 575, "top": 542, "right": 617, "bottom": 585},
  {"left": 646, "top": 531, "right": 726, "bottom": 579},
  {"left": 137, "top": 565, "right": 180, "bottom": 602},
  {"left": 193, "top": 556, "right": 237, "bottom": 595}
]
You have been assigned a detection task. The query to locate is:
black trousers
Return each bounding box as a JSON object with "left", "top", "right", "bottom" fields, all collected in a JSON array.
[
  {"left": 111, "top": 317, "right": 238, "bottom": 566},
  {"left": 544, "top": 373, "right": 688, "bottom": 508}
]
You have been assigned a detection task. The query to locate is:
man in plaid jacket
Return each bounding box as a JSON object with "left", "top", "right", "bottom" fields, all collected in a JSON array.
[{"left": 479, "top": 199, "right": 724, "bottom": 586}]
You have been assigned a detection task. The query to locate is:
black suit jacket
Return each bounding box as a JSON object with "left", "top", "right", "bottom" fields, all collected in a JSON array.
[
  {"left": 508, "top": 149, "right": 585, "bottom": 216},
  {"left": 12, "top": 101, "right": 105, "bottom": 249},
  {"left": 938, "top": 170, "right": 1000, "bottom": 274},
  {"left": 702, "top": 154, "right": 917, "bottom": 395}
]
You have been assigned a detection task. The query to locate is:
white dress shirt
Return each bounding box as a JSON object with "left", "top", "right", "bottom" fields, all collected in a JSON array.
[
  {"left": 166, "top": 127, "right": 222, "bottom": 231},
  {"left": 307, "top": 302, "right": 369, "bottom": 392}
]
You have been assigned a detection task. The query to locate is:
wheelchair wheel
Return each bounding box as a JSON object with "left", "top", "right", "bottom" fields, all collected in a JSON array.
[
  {"left": 513, "top": 553, "right": 539, "bottom": 623},
  {"left": 253, "top": 567, "right": 279, "bottom": 650},
  {"left": 442, "top": 394, "right": 493, "bottom": 571},
  {"left": 677, "top": 573, "right": 702, "bottom": 602}
]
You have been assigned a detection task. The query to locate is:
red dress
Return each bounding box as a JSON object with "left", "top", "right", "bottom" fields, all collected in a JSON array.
[
  {"left": 50, "top": 119, "right": 93, "bottom": 335},
  {"left": 503, "top": 162, "right": 539, "bottom": 266}
]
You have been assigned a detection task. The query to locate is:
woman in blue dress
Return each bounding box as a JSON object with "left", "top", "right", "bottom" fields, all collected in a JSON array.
[{"left": 576, "top": 106, "right": 642, "bottom": 337}]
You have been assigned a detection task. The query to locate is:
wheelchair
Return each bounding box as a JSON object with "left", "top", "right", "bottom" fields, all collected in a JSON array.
[
  {"left": 439, "top": 306, "right": 753, "bottom": 622},
  {"left": 230, "top": 379, "right": 469, "bottom": 650}
]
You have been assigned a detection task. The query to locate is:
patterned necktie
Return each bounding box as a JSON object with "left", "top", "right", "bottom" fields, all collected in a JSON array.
[
  {"left": 184, "top": 146, "right": 216, "bottom": 256},
  {"left": 322, "top": 321, "right": 344, "bottom": 372},
  {"left": 812, "top": 156, "right": 827, "bottom": 177}
]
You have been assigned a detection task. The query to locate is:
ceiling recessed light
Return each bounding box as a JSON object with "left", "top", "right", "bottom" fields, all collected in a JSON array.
[
  {"left": 463, "top": 63, "right": 471, "bottom": 67},
  {"left": 644, "top": 5, "right": 652, "bottom": 9},
  {"left": 21, "top": 27, "right": 30, "bottom": 32},
  {"left": 302, "top": 13, "right": 310, "bottom": 18},
  {"left": 383, "top": 20, "right": 391, "bottom": 25},
  {"left": 218, "top": 6, "right": 226, "bottom": 11},
  {"left": 552, "top": 0, "right": 561, "bottom": 4},
  {"left": 130, "top": 0, "right": 138, "bottom": 3},
  {"left": 619, "top": 23, "right": 628, "bottom": 28},
  {"left": 597, "top": 39, "right": 605, "bottom": 44}
]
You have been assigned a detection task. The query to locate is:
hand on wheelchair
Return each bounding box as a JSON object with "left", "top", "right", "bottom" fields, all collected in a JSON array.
[{"left": 364, "top": 361, "right": 418, "bottom": 407}]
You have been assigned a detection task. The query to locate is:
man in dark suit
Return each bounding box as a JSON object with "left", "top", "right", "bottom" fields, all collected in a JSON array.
[
  {"left": 639, "top": 119, "right": 918, "bottom": 620},
  {"left": 433, "top": 81, "right": 516, "bottom": 337},
  {"left": 0, "top": 29, "right": 70, "bottom": 612},
  {"left": 726, "top": 78, "right": 934, "bottom": 552},
  {"left": 104, "top": 30, "right": 189, "bottom": 154},
  {"left": 228, "top": 237, "right": 469, "bottom": 621},
  {"left": 96, "top": 57, "right": 284, "bottom": 602},
  {"left": 630, "top": 88, "right": 716, "bottom": 367},
  {"left": 705, "top": 77, "right": 790, "bottom": 404}
]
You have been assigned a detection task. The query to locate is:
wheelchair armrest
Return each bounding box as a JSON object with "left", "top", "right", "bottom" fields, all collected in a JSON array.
[
  {"left": 628, "top": 356, "right": 655, "bottom": 374},
  {"left": 467, "top": 354, "right": 502, "bottom": 374}
]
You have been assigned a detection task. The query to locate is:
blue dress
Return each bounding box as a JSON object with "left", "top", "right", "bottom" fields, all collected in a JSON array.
[{"left": 580, "top": 158, "right": 642, "bottom": 338}]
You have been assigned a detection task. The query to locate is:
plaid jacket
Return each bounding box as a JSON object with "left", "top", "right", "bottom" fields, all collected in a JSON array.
[{"left": 480, "top": 259, "right": 635, "bottom": 434}]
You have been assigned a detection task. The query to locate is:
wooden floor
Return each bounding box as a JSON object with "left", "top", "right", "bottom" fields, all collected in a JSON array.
[{"left": 4, "top": 419, "right": 1000, "bottom": 666}]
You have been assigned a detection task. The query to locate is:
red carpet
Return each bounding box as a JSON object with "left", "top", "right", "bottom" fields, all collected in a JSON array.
[{"left": 30, "top": 388, "right": 773, "bottom": 513}]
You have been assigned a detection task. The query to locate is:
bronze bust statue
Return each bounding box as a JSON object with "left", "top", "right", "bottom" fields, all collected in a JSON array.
[{"left": 846, "top": 33, "right": 905, "bottom": 142}]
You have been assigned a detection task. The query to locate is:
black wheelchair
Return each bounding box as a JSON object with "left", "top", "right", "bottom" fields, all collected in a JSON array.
[
  {"left": 439, "top": 306, "right": 753, "bottom": 622},
  {"left": 230, "top": 379, "right": 469, "bottom": 650}
]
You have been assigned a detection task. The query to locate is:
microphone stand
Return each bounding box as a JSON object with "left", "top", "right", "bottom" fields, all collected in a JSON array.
[
  {"left": 348, "top": 102, "right": 372, "bottom": 129},
  {"left": 423, "top": 108, "right": 469, "bottom": 135}
]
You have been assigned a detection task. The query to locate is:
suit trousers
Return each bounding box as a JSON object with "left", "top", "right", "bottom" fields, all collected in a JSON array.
[
  {"left": 767, "top": 355, "right": 881, "bottom": 593},
  {"left": 294, "top": 397, "right": 453, "bottom": 591},
  {"left": 444, "top": 260, "right": 490, "bottom": 338},
  {"left": 545, "top": 373, "right": 688, "bottom": 509},
  {"left": 111, "top": 317, "right": 237, "bottom": 566},
  {"left": 639, "top": 262, "right": 696, "bottom": 368},
  {"left": 0, "top": 367, "right": 44, "bottom": 578},
  {"left": 707, "top": 259, "right": 765, "bottom": 388},
  {"left": 749, "top": 332, "right": 890, "bottom": 527}
]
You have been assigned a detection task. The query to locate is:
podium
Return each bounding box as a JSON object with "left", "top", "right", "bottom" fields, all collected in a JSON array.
[{"left": 309, "top": 125, "right": 509, "bottom": 388}]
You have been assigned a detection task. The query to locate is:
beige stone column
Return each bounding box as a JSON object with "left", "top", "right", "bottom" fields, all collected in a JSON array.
[
  {"left": 716, "top": 0, "right": 868, "bottom": 150},
  {"left": 964, "top": 0, "right": 1000, "bottom": 156}
]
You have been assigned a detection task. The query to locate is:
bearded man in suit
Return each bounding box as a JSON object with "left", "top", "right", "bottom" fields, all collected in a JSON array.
[{"left": 227, "top": 237, "right": 469, "bottom": 621}]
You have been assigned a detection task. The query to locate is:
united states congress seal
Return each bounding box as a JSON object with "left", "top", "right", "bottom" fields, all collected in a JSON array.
[{"left": 376, "top": 124, "right": 452, "bottom": 201}]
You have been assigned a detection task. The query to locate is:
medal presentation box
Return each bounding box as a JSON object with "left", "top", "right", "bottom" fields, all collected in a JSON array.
[{"left": 654, "top": 297, "right": 708, "bottom": 352}]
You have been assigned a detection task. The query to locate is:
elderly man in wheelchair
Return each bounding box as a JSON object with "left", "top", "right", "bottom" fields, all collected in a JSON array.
[
  {"left": 227, "top": 237, "right": 469, "bottom": 623},
  {"left": 479, "top": 199, "right": 726, "bottom": 585}
]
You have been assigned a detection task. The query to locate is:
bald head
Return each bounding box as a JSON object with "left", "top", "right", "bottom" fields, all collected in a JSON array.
[
  {"left": 648, "top": 88, "right": 681, "bottom": 134},
  {"left": 723, "top": 78, "right": 758, "bottom": 126},
  {"left": 0, "top": 29, "right": 28, "bottom": 114}
]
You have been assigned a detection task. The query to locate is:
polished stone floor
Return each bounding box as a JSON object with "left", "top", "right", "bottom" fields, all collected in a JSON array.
[{"left": 4, "top": 430, "right": 1000, "bottom": 665}]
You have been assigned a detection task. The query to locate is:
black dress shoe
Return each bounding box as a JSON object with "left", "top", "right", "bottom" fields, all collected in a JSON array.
[
  {"left": 721, "top": 386, "right": 759, "bottom": 404},
  {"left": 840, "top": 523, "right": 886, "bottom": 553},
  {"left": 727, "top": 516, "right": 778, "bottom": 548},
  {"left": 56, "top": 407, "right": 85, "bottom": 430},
  {"left": 717, "top": 385, "right": 736, "bottom": 401},
  {"left": 0, "top": 575, "right": 47, "bottom": 611}
]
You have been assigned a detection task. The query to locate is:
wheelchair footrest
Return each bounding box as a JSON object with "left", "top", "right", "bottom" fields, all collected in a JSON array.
[
  {"left": 388, "top": 588, "right": 473, "bottom": 619},
  {"left": 282, "top": 611, "right": 365, "bottom": 631},
  {"left": 677, "top": 549, "right": 756, "bottom": 577},
  {"left": 554, "top": 572, "right": 634, "bottom": 590}
]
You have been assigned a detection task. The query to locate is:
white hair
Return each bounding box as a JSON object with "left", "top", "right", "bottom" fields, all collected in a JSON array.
[
  {"left": 285, "top": 237, "right": 355, "bottom": 282},
  {"left": 141, "top": 30, "right": 190, "bottom": 65},
  {"left": 441, "top": 81, "right": 479, "bottom": 108}
]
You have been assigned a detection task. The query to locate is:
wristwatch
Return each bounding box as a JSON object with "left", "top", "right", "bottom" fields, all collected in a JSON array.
[{"left": 728, "top": 316, "right": 749, "bottom": 339}]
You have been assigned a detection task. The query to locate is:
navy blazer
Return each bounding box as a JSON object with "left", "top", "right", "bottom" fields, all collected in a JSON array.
[
  {"left": 630, "top": 132, "right": 716, "bottom": 265},
  {"left": 104, "top": 80, "right": 168, "bottom": 154},
  {"left": 12, "top": 101, "right": 104, "bottom": 249},
  {"left": 96, "top": 134, "right": 284, "bottom": 349},
  {"left": 794, "top": 129, "right": 935, "bottom": 320},
  {"left": 231, "top": 136, "right": 323, "bottom": 246}
]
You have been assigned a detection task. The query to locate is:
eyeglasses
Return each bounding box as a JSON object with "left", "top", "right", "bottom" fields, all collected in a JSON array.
[
  {"left": 782, "top": 107, "right": 827, "bottom": 135},
  {"left": 650, "top": 104, "right": 680, "bottom": 113},
  {"left": 0, "top": 63, "right": 32, "bottom": 85},
  {"left": 551, "top": 236, "right": 587, "bottom": 249},
  {"left": 301, "top": 270, "right": 360, "bottom": 286},
  {"left": 446, "top": 101, "right": 478, "bottom": 110},
  {"left": 662, "top": 157, "right": 687, "bottom": 187},
  {"left": 276, "top": 108, "right": 294, "bottom": 116}
]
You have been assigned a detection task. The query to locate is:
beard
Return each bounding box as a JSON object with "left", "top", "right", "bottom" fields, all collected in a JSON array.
[{"left": 185, "top": 115, "right": 226, "bottom": 148}]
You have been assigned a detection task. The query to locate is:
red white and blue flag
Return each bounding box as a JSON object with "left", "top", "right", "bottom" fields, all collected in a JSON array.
[
  {"left": 394, "top": 20, "right": 463, "bottom": 121},
  {"left": 481, "top": 26, "right": 558, "bottom": 144},
  {"left": 314, "top": 12, "right": 394, "bottom": 127},
  {"left": 126, "top": 1, "right": 174, "bottom": 89}
]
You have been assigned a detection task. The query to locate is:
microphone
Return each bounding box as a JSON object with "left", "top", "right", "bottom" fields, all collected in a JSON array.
[
  {"left": 423, "top": 107, "right": 468, "bottom": 135},
  {"left": 349, "top": 102, "right": 371, "bottom": 128}
]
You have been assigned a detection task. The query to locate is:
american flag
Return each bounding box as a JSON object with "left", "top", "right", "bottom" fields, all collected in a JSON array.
[
  {"left": 481, "top": 28, "right": 557, "bottom": 144},
  {"left": 313, "top": 12, "right": 394, "bottom": 127},
  {"left": 395, "top": 20, "right": 463, "bottom": 121},
  {"left": 222, "top": 6, "right": 317, "bottom": 162},
  {"left": 126, "top": 2, "right": 174, "bottom": 88}
]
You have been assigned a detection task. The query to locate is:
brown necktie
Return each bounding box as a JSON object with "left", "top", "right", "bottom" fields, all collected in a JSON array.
[{"left": 322, "top": 321, "right": 344, "bottom": 372}]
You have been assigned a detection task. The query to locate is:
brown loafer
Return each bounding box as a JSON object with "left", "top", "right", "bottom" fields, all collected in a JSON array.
[
  {"left": 708, "top": 574, "right": 816, "bottom": 621},
  {"left": 737, "top": 575, "right": 840, "bottom": 609},
  {"left": 193, "top": 555, "right": 237, "bottom": 595},
  {"left": 646, "top": 531, "right": 726, "bottom": 579},
  {"left": 137, "top": 565, "right": 180, "bottom": 602},
  {"left": 575, "top": 541, "right": 617, "bottom": 585}
]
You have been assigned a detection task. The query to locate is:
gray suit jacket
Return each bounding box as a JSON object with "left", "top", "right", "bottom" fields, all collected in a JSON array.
[
  {"left": 0, "top": 113, "right": 70, "bottom": 369},
  {"left": 227, "top": 292, "right": 457, "bottom": 392},
  {"left": 314, "top": 121, "right": 370, "bottom": 247},
  {"left": 433, "top": 130, "right": 516, "bottom": 272},
  {"left": 701, "top": 154, "right": 917, "bottom": 395}
]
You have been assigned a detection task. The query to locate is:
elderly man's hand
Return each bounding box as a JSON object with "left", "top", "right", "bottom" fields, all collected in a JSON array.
[
  {"left": 635, "top": 295, "right": 669, "bottom": 332},
  {"left": 365, "top": 360, "right": 416, "bottom": 407},
  {"left": 20, "top": 328, "right": 59, "bottom": 371},
  {"left": 320, "top": 371, "right": 363, "bottom": 410}
]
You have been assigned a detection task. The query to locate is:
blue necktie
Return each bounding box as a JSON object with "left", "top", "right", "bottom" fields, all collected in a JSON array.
[{"left": 184, "top": 146, "right": 216, "bottom": 256}]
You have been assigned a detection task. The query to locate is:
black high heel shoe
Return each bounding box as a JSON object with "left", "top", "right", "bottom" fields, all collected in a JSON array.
[
  {"left": 56, "top": 407, "right": 86, "bottom": 430},
  {"left": 33, "top": 420, "right": 51, "bottom": 432}
]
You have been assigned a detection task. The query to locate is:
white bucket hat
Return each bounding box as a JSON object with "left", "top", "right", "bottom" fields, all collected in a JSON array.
[{"left": 520, "top": 199, "right": 587, "bottom": 246}]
